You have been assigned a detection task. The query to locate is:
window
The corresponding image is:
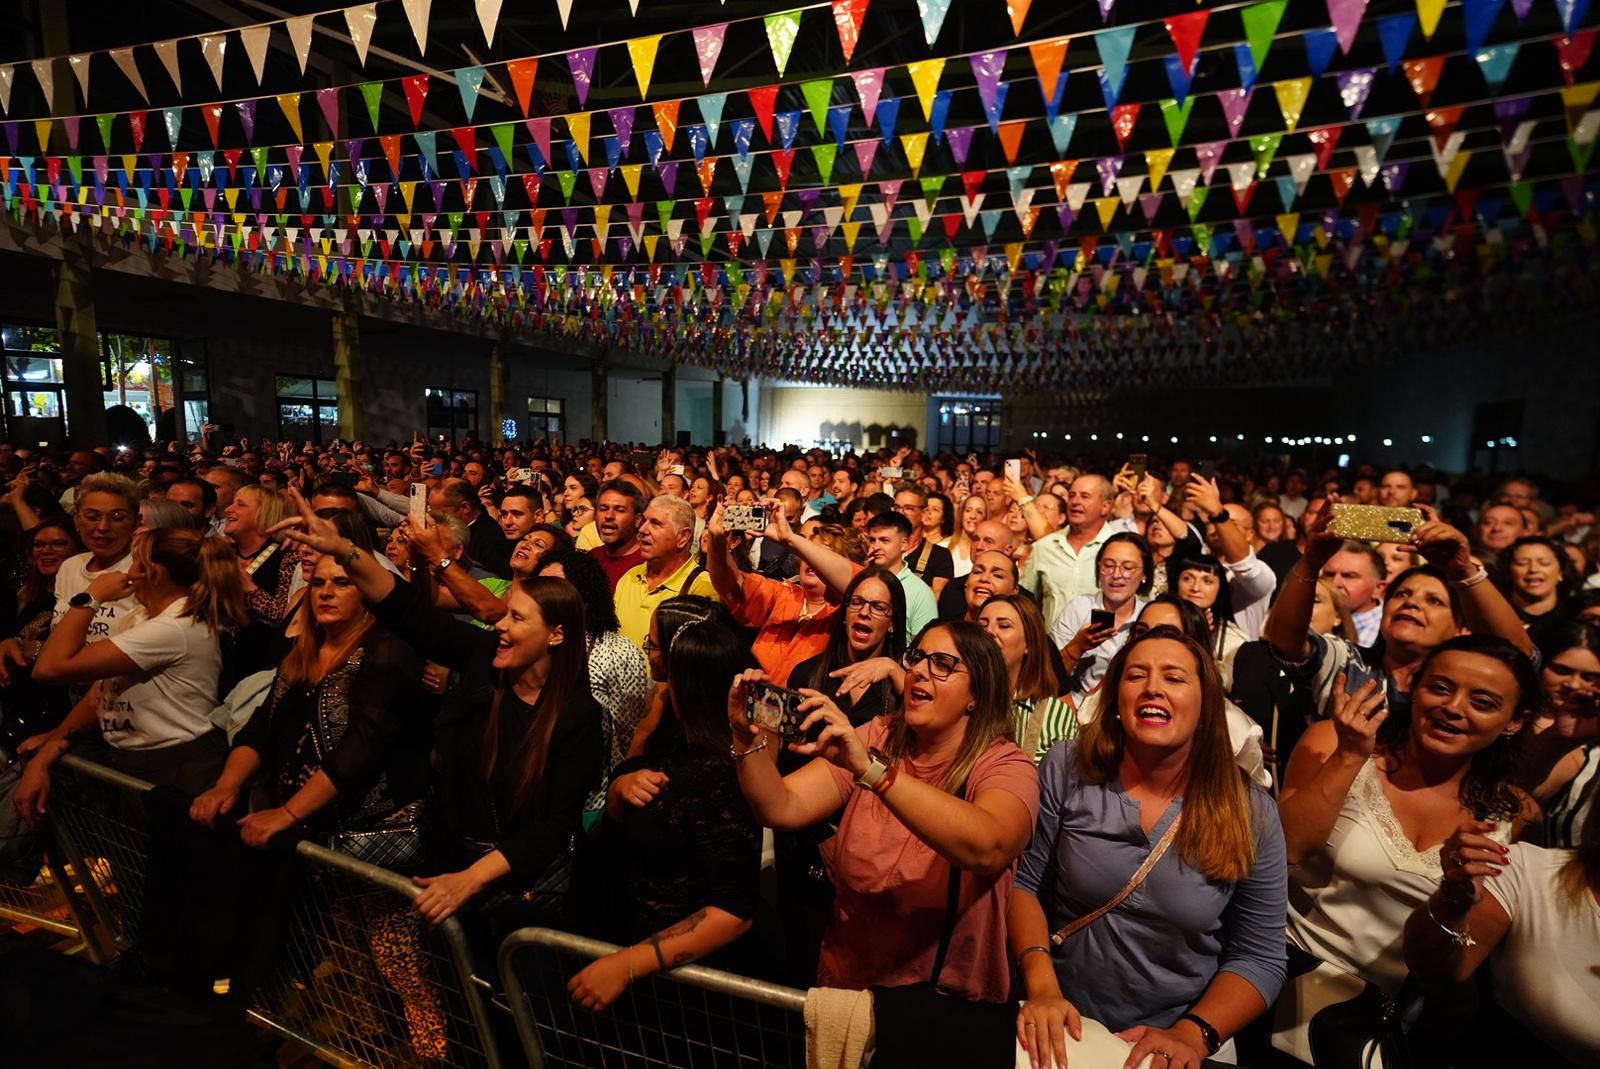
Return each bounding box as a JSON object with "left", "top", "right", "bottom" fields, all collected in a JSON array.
[
  {"left": 102, "top": 333, "right": 176, "bottom": 440},
  {"left": 426, "top": 388, "right": 477, "bottom": 441},
  {"left": 937, "top": 398, "right": 1002, "bottom": 454},
  {"left": 176, "top": 343, "right": 211, "bottom": 441},
  {"left": 528, "top": 396, "right": 565, "bottom": 442},
  {"left": 277, "top": 375, "right": 340, "bottom": 444},
  {"left": 1, "top": 324, "right": 67, "bottom": 445}
]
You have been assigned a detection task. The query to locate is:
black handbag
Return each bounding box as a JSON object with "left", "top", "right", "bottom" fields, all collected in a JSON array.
[
  {"left": 327, "top": 799, "right": 426, "bottom": 871},
  {"left": 868, "top": 780, "right": 1016, "bottom": 1069}
]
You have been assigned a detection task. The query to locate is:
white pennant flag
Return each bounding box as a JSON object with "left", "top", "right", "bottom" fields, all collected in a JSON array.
[
  {"left": 31, "top": 58, "right": 54, "bottom": 106},
  {"left": 1116, "top": 175, "right": 1143, "bottom": 207},
  {"left": 960, "top": 194, "right": 983, "bottom": 227},
  {"left": 199, "top": 34, "right": 228, "bottom": 91},
  {"left": 0, "top": 65, "right": 14, "bottom": 113},
  {"left": 401, "top": 0, "right": 431, "bottom": 55},
  {"left": 240, "top": 25, "right": 271, "bottom": 84},
  {"left": 109, "top": 48, "right": 148, "bottom": 102},
  {"left": 345, "top": 4, "right": 379, "bottom": 67},
  {"left": 556, "top": 0, "right": 575, "bottom": 30},
  {"left": 475, "top": 0, "right": 504, "bottom": 46},
  {"left": 1065, "top": 181, "right": 1092, "bottom": 212},
  {"left": 67, "top": 54, "right": 91, "bottom": 105},
  {"left": 739, "top": 212, "right": 758, "bottom": 238},
  {"left": 1574, "top": 111, "right": 1600, "bottom": 147},
  {"left": 911, "top": 198, "right": 931, "bottom": 225},
  {"left": 153, "top": 40, "right": 182, "bottom": 93},
  {"left": 1353, "top": 145, "right": 1379, "bottom": 187},
  {"left": 1168, "top": 168, "right": 1200, "bottom": 205},
  {"left": 1428, "top": 131, "right": 1466, "bottom": 176},
  {"left": 286, "top": 15, "right": 315, "bottom": 74},
  {"left": 781, "top": 209, "right": 802, "bottom": 229},
  {"left": 1284, "top": 153, "right": 1316, "bottom": 194},
  {"left": 1225, "top": 161, "right": 1254, "bottom": 193},
  {"left": 1012, "top": 187, "right": 1034, "bottom": 222}
]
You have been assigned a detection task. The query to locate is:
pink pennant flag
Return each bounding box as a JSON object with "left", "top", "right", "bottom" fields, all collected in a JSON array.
[
  {"left": 1219, "top": 88, "right": 1254, "bottom": 138},
  {"left": 853, "top": 139, "right": 878, "bottom": 176},
  {"left": 851, "top": 68, "right": 885, "bottom": 127},
  {"left": 1327, "top": 0, "right": 1369, "bottom": 54},
  {"left": 567, "top": 48, "right": 598, "bottom": 108},
  {"left": 525, "top": 117, "right": 553, "bottom": 166},
  {"left": 1097, "top": 0, "right": 1117, "bottom": 21},
  {"left": 692, "top": 24, "right": 728, "bottom": 87},
  {"left": 316, "top": 87, "right": 341, "bottom": 137},
  {"left": 1194, "top": 140, "right": 1226, "bottom": 185}
]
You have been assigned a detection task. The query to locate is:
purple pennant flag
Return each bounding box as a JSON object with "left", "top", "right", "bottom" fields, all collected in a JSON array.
[
  {"left": 618, "top": 235, "right": 633, "bottom": 259},
  {"left": 1040, "top": 239, "right": 1058, "bottom": 266},
  {"left": 970, "top": 51, "right": 1007, "bottom": 128},
  {"left": 345, "top": 138, "right": 364, "bottom": 165},
  {"left": 659, "top": 160, "right": 678, "bottom": 197},
  {"left": 1194, "top": 140, "right": 1227, "bottom": 184},
  {"left": 561, "top": 208, "right": 578, "bottom": 236},
  {"left": 1510, "top": 0, "right": 1534, "bottom": 17},
  {"left": 811, "top": 225, "right": 829, "bottom": 252},
  {"left": 236, "top": 100, "right": 257, "bottom": 143},
  {"left": 429, "top": 180, "right": 446, "bottom": 207},
  {"left": 2, "top": 123, "right": 16, "bottom": 155},
  {"left": 1380, "top": 160, "right": 1409, "bottom": 194},
  {"left": 567, "top": 48, "right": 598, "bottom": 109},
  {"left": 798, "top": 188, "right": 820, "bottom": 216},
  {"left": 1327, "top": 0, "right": 1369, "bottom": 54},
  {"left": 1139, "top": 192, "right": 1164, "bottom": 222},
  {"left": 946, "top": 126, "right": 975, "bottom": 166},
  {"left": 1493, "top": 96, "right": 1532, "bottom": 142},
  {"left": 1562, "top": 174, "right": 1584, "bottom": 210},
  {"left": 610, "top": 107, "right": 636, "bottom": 152},
  {"left": 1097, "top": 0, "right": 1117, "bottom": 19},
  {"left": 1336, "top": 68, "right": 1376, "bottom": 119},
  {"left": 1219, "top": 88, "right": 1254, "bottom": 138},
  {"left": 1095, "top": 155, "right": 1124, "bottom": 196},
  {"left": 1235, "top": 219, "right": 1256, "bottom": 250}
]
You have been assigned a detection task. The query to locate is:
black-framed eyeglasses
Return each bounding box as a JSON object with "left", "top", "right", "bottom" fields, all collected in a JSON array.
[
  {"left": 846, "top": 595, "right": 892, "bottom": 618},
  {"left": 903, "top": 648, "right": 966, "bottom": 681}
]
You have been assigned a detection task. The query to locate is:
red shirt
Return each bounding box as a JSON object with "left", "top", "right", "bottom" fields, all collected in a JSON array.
[{"left": 591, "top": 543, "right": 646, "bottom": 591}]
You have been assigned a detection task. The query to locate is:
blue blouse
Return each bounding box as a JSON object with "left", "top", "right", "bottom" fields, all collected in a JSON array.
[{"left": 1015, "top": 740, "right": 1288, "bottom": 1031}]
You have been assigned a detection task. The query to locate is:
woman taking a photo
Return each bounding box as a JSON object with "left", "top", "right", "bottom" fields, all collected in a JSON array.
[
  {"left": 18, "top": 528, "right": 251, "bottom": 811},
  {"left": 270, "top": 490, "right": 602, "bottom": 933},
  {"left": 728, "top": 621, "right": 1038, "bottom": 1010},
  {"left": 1051, "top": 532, "right": 1154, "bottom": 697},
  {"left": 1275, "top": 635, "right": 1539, "bottom": 1062},
  {"left": 1011, "top": 628, "right": 1287, "bottom": 1069},
  {"left": 978, "top": 593, "right": 1074, "bottom": 765},
  {"left": 1518, "top": 623, "right": 1600, "bottom": 847}
]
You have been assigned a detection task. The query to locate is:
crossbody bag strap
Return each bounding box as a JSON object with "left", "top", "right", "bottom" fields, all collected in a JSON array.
[
  {"left": 928, "top": 778, "right": 969, "bottom": 986},
  {"left": 1050, "top": 812, "right": 1182, "bottom": 947},
  {"left": 913, "top": 538, "right": 935, "bottom": 575}
]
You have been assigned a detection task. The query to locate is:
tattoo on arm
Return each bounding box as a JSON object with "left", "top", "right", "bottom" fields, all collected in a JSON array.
[{"left": 652, "top": 908, "right": 710, "bottom": 972}]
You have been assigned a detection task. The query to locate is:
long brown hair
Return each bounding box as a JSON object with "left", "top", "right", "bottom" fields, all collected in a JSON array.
[
  {"left": 1077, "top": 627, "right": 1257, "bottom": 883},
  {"left": 883, "top": 620, "right": 1013, "bottom": 794},
  {"left": 19, "top": 521, "right": 80, "bottom": 610},
  {"left": 480, "top": 577, "right": 589, "bottom": 818},
  {"left": 136, "top": 529, "right": 252, "bottom": 633},
  {"left": 980, "top": 593, "right": 1059, "bottom": 702},
  {"left": 278, "top": 559, "right": 375, "bottom": 686}
]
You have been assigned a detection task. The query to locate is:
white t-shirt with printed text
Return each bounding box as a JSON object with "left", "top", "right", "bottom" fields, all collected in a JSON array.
[
  {"left": 52, "top": 551, "right": 140, "bottom": 643},
  {"left": 97, "top": 599, "right": 222, "bottom": 751}
]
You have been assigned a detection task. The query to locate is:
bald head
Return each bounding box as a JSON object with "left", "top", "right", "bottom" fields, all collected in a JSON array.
[
  {"left": 973, "top": 519, "right": 1017, "bottom": 556},
  {"left": 1222, "top": 503, "right": 1253, "bottom": 539}
]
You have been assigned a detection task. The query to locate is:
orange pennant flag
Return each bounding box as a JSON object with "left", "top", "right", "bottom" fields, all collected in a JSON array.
[
  {"left": 997, "top": 120, "right": 1027, "bottom": 164},
  {"left": 1028, "top": 38, "right": 1069, "bottom": 102},
  {"left": 652, "top": 100, "right": 681, "bottom": 148},
  {"left": 1007, "top": 0, "right": 1033, "bottom": 35},
  {"left": 506, "top": 58, "right": 538, "bottom": 116}
]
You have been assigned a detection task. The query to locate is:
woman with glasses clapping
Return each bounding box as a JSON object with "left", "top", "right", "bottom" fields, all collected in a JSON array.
[{"left": 729, "top": 620, "right": 1039, "bottom": 1052}]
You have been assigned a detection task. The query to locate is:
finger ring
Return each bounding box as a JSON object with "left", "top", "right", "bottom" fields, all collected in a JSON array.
[{"left": 1153, "top": 1052, "right": 1173, "bottom": 1062}]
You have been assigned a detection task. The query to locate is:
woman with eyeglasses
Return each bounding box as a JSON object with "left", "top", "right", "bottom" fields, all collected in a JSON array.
[
  {"left": 1010, "top": 627, "right": 1287, "bottom": 1069},
  {"left": 1050, "top": 533, "right": 1154, "bottom": 698},
  {"left": 0, "top": 521, "right": 81, "bottom": 750},
  {"left": 979, "top": 593, "right": 1075, "bottom": 765},
  {"left": 729, "top": 621, "right": 1039, "bottom": 1016}
]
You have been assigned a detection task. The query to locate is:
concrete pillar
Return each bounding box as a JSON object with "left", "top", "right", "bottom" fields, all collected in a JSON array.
[
  {"left": 591, "top": 361, "right": 609, "bottom": 442},
  {"left": 488, "top": 333, "right": 509, "bottom": 444},
  {"left": 332, "top": 300, "right": 363, "bottom": 442},
  {"left": 54, "top": 232, "right": 108, "bottom": 446},
  {"left": 712, "top": 374, "right": 725, "bottom": 446},
  {"left": 660, "top": 362, "right": 676, "bottom": 445}
]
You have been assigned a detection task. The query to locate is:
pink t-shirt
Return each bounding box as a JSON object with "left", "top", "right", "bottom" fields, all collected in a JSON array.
[{"left": 817, "top": 718, "right": 1040, "bottom": 1002}]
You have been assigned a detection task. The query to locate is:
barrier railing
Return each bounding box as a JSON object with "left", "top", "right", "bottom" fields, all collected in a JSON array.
[
  {"left": 45, "top": 753, "right": 505, "bottom": 1069},
  {"left": 499, "top": 927, "right": 815, "bottom": 1069},
  {"left": 0, "top": 845, "right": 91, "bottom": 943}
]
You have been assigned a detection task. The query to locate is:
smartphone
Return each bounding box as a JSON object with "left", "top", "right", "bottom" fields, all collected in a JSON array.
[
  {"left": 1196, "top": 459, "right": 1218, "bottom": 480},
  {"left": 1128, "top": 453, "right": 1148, "bottom": 483},
  {"left": 668, "top": 464, "right": 687, "bottom": 478},
  {"left": 409, "top": 482, "right": 429, "bottom": 527},
  {"left": 630, "top": 450, "right": 655, "bottom": 471},
  {"left": 878, "top": 465, "right": 904, "bottom": 479},
  {"left": 327, "top": 470, "right": 358, "bottom": 488},
  {"left": 507, "top": 467, "right": 533, "bottom": 484},
  {"left": 745, "top": 681, "right": 808, "bottom": 739},
  {"left": 1089, "top": 609, "right": 1116, "bottom": 632},
  {"left": 1327, "top": 504, "right": 1424, "bottom": 544},
  {"left": 723, "top": 504, "right": 766, "bottom": 532},
  {"left": 1005, "top": 458, "right": 1022, "bottom": 485}
]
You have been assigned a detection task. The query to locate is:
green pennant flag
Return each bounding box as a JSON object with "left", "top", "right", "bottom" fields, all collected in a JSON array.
[
  {"left": 1570, "top": 135, "right": 1597, "bottom": 173},
  {"left": 359, "top": 82, "right": 383, "bottom": 132},
  {"left": 66, "top": 156, "right": 83, "bottom": 187},
  {"left": 491, "top": 123, "right": 515, "bottom": 161},
  {"left": 447, "top": 211, "right": 465, "bottom": 232},
  {"left": 940, "top": 247, "right": 957, "bottom": 274},
  {"left": 1187, "top": 185, "right": 1210, "bottom": 222},
  {"left": 514, "top": 239, "right": 528, "bottom": 261},
  {"left": 906, "top": 217, "right": 923, "bottom": 244},
  {"left": 801, "top": 79, "right": 834, "bottom": 137},
  {"left": 556, "top": 170, "right": 576, "bottom": 203},
  {"left": 1192, "top": 222, "right": 1212, "bottom": 248},
  {"left": 812, "top": 143, "right": 838, "bottom": 185},
  {"left": 252, "top": 147, "right": 268, "bottom": 175},
  {"left": 919, "top": 174, "right": 946, "bottom": 204},
  {"left": 1160, "top": 98, "right": 1195, "bottom": 147},
  {"left": 1241, "top": 0, "right": 1289, "bottom": 74},
  {"left": 700, "top": 231, "right": 715, "bottom": 256},
  {"left": 1249, "top": 133, "right": 1282, "bottom": 176},
  {"left": 1509, "top": 180, "right": 1533, "bottom": 216},
  {"left": 95, "top": 114, "right": 114, "bottom": 150},
  {"left": 179, "top": 187, "right": 194, "bottom": 212},
  {"left": 657, "top": 200, "right": 673, "bottom": 230}
]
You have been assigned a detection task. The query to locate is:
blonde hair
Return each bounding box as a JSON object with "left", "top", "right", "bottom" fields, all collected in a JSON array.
[
  {"left": 809, "top": 522, "right": 867, "bottom": 564},
  {"left": 234, "top": 485, "right": 290, "bottom": 533},
  {"left": 1076, "top": 627, "right": 1257, "bottom": 883},
  {"left": 1316, "top": 578, "right": 1359, "bottom": 643},
  {"left": 948, "top": 494, "right": 987, "bottom": 557}
]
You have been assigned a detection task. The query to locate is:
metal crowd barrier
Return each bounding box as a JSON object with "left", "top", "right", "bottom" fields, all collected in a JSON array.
[
  {"left": 0, "top": 839, "right": 92, "bottom": 943},
  {"left": 45, "top": 753, "right": 505, "bottom": 1069},
  {"left": 499, "top": 927, "right": 815, "bottom": 1069}
]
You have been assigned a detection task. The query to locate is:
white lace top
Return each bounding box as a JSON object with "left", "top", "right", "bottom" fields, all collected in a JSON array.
[{"left": 1286, "top": 759, "right": 1443, "bottom": 993}]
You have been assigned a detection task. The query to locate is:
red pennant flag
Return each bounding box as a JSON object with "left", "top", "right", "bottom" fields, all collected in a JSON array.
[
  {"left": 1307, "top": 126, "right": 1343, "bottom": 170},
  {"left": 201, "top": 104, "right": 223, "bottom": 147},
  {"left": 403, "top": 75, "right": 430, "bottom": 126},
  {"left": 1232, "top": 182, "right": 1256, "bottom": 214},
  {"left": 942, "top": 214, "right": 961, "bottom": 239},
  {"left": 1111, "top": 103, "right": 1140, "bottom": 150},
  {"left": 772, "top": 147, "right": 796, "bottom": 188},
  {"left": 1425, "top": 106, "right": 1463, "bottom": 152},
  {"left": 747, "top": 85, "right": 779, "bottom": 143},
  {"left": 521, "top": 173, "right": 542, "bottom": 204},
  {"left": 129, "top": 111, "right": 148, "bottom": 152},
  {"left": 1556, "top": 30, "right": 1596, "bottom": 86},
  {"left": 1454, "top": 188, "right": 1481, "bottom": 221},
  {"left": 506, "top": 59, "right": 538, "bottom": 116},
  {"left": 1401, "top": 57, "right": 1444, "bottom": 107},
  {"left": 831, "top": 0, "right": 870, "bottom": 64},
  {"left": 1328, "top": 168, "right": 1357, "bottom": 205},
  {"left": 962, "top": 170, "right": 986, "bottom": 201},
  {"left": 1163, "top": 11, "right": 1208, "bottom": 76},
  {"left": 694, "top": 197, "right": 715, "bottom": 229},
  {"left": 453, "top": 127, "right": 477, "bottom": 169},
  {"left": 222, "top": 147, "right": 241, "bottom": 178}
]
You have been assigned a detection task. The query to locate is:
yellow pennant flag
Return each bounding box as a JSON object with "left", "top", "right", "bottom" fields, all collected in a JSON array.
[
  {"left": 626, "top": 35, "right": 662, "bottom": 99},
  {"left": 1144, "top": 148, "right": 1174, "bottom": 192},
  {"left": 1416, "top": 0, "right": 1446, "bottom": 38},
  {"left": 1275, "top": 212, "right": 1300, "bottom": 239},
  {"left": 1444, "top": 149, "right": 1472, "bottom": 193},
  {"left": 837, "top": 182, "right": 863, "bottom": 219},
  {"left": 34, "top": 119, "right": 52, "bottom": 153},
  {"left": 225, "top": 188, "right": 241, "bottom": 211},
  {"left": 277, "top": 93, "right": 304, "bottom": 143},
  {"left": 841, "top": 220, "right": 862, "bottom": 248},
  {"left": 1274, "top": 78, "right": 1311, "bottom": 132},
  {"left": 313, "top": 141, "right": 334, "bottom": 175},
  {"left": 900, "top": 132, "right": 930, "bottom": 176},
  {"left": 593, "top": 204, "right": 612, "bottom": 236},
  {"left": 906, "top": 59, "right": 945, "bottom": 121},
  {"left": 566, "top": 112, "right": 592, "bottom": 162},
  {"left": 400, "top": 182, "right": 416, "bottom": 211},
  {"left": 121, "top": 154, "right": 137, "bottom": 179},
  {"left": 1094, "top": 197, "right": 1119, "bottom": 229},
  {"left": 1005, "top": 242, "right": 1024, "bottom": 272},
  {"left": 644, "top": 234, "right": 660, "bottom": 261},
  {"left": 1561, "top": 82, "right": 1599, "bottom": 132},
  {"left": 620, "top": 164, "right": 643, "bottom": 199}
]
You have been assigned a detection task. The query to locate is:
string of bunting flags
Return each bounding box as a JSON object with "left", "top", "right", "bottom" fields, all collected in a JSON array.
[{"left": 2, "top": 0, "right": 1596, "bottom": 394}]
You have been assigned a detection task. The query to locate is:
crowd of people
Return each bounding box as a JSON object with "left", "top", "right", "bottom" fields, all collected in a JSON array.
[{"left": 1, "top": 431, "right": 1597, "bottom": 1067}]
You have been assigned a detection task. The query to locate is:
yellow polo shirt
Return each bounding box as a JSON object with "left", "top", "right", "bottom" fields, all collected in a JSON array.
[{"left": 615, "top": 554, "right": 720, "bottom": 648}]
